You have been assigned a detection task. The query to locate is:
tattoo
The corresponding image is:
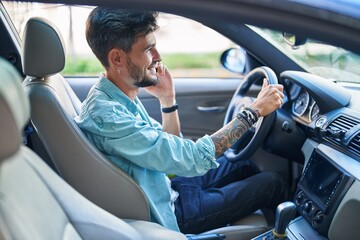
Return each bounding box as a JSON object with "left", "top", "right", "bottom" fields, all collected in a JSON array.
[{"left": 210, "top": 117, "right": 250, "bottom": 158}]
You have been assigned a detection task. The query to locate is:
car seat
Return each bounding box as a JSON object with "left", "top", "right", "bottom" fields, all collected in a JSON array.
[
  {"left": 21, "top": 16, "right": 269, "bottom": 240},
  {"left": 0, "top": 57, "right": 187, "bottom": 240},
  {"left": 22, "top": 17, "right": 149, "bottom": 221}
]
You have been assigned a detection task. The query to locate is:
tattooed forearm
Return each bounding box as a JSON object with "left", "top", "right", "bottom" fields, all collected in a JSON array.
[{"left": 210, "top": 116, "right": 250, "bottom": 158}]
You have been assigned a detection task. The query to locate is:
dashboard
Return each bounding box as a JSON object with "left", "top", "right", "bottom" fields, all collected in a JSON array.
[
  {"left": 281, "top": 71, "right": 360, "bottom": 160},
  {"left": 277, "top": 71, "right": 360, "bottom": 239}
]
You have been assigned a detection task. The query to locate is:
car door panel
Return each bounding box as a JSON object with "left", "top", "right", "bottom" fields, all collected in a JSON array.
[{"left": 67, "top": 77, "right": 241, "bottom": 140}]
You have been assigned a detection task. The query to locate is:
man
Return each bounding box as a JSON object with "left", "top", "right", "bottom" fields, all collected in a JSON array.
[{"left": 76, "top": 7, "right": 286, "bottom": 233}]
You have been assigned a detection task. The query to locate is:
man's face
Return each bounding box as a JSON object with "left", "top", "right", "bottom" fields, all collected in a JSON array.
[{"left": 125, "top": 32, "right": 161, "bottom": 88}]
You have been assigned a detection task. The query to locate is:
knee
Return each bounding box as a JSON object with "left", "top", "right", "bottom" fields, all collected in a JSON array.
[
  {"left": 264, "top": 172, "right": 284, "bottom": 185},
  {"left": 261, "top": 172, "right": 287, "bottom": 197},
  {"left": 268, "top": 172, "right": 288, "bottom": 202}
]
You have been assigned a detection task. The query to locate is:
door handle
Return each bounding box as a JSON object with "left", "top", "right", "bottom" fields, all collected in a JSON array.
[{"left": 197, "top": 106, "right": 226, "bottom": 113}]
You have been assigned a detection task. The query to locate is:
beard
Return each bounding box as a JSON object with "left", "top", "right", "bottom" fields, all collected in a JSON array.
[{"left": 126, "top": 57, "right": 159, "bottom": 88}]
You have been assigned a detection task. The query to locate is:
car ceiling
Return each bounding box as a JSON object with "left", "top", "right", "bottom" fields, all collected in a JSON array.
[{"left": 6, "top": 0, "right": 360, "bottom": 56}]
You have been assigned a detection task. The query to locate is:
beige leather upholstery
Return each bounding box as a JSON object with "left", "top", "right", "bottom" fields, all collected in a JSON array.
[
  {"left": 0, "top": 57, "right": 187, "bottom": 240},
  {"left": 203, "top": 211, "right": 269, "bottom": 240},
  {"left": 22, "top": 17, "right": 150, "bottom": 221},
  {"left": 0, "top": 61, "right": 28, "bottom": 160},
  {"left": 21, "top": 17, "right": 269, "bottom": 239}
]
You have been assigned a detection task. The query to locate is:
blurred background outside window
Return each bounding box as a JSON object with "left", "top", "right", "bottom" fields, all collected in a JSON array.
[{"left": 4, "top": 2, "right": 239, "bottom": 78}]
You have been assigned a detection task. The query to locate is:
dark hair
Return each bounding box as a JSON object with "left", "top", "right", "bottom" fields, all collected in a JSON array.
[{"left": 86, "top": 7, "right": 159, "bottom": 69}]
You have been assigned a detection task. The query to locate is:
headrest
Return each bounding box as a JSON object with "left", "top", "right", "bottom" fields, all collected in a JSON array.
[
  {"left": 0, "top": 58, "right": 30, "bottom": 160},
  {"left": 22, "top": 17, "right": 65, "bottom": 78}
]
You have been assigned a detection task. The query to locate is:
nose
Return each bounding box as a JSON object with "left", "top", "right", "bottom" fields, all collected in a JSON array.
[{"left": 151, "top": 47, "right": 161, "bottom": 62}]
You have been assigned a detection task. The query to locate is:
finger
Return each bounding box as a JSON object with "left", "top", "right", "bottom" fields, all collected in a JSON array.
[
  {"left": 275, "top": 88, "right": 285, "bottom": 99},
  {"left": 274, "top": 84, "right": 284, "bottom": 92},
  {"left": 262, "top": 78, "right": 269, "bottom": 88},
  {"left": 156, "top": 62, "right": 163, "bottom": 74},
  {"left": 279, "top": 91, "right": 285, "bottom": 99},
  {"left": 158, "top": 63, "right": 168, "bottom": 76},
  {"left": 273, "top": 94, "right": 284, "bottom": 105},
  {"left": 278, "top": 98, "right": 283, "bottom": 108}
]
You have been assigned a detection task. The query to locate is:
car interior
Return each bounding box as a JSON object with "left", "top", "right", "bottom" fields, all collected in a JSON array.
[
  {"left": 20, "top": 15, "right": 271, "bottom": 240},
  {"left": 1, "top": 1, "right": 360, "bottom": 240}
]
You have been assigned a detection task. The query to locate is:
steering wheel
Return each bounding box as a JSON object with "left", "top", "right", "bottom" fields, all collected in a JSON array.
[{"left": 224, "top": 66, "right": 278, "bottom": 162}]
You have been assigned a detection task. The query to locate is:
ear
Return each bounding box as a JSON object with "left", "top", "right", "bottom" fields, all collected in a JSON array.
[{"left": 108, "top": 48, "right": 125, "bottom": 69}]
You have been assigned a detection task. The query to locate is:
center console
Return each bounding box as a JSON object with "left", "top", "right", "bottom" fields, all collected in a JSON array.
[
  {"left": 294, "top": 150, "right": 354, "bottom": 236},
  {"left": 252, "top": 147, "right": 355, "bottom": 240}
]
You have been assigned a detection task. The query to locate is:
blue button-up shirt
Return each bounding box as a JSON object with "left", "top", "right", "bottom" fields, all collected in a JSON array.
[{"left": 75, "top": 75, "right": 218, "bottom": 231}]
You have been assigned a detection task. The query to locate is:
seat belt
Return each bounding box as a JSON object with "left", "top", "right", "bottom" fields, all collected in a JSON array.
[{"left": 23, "top": 122, "right": 34, "bottom": 148}]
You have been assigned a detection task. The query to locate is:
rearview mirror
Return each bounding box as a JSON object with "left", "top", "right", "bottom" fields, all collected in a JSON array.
[
  {"left": 282, "top": 32, "right": 307, "bottom": 49},
  {"left": 220, "top": 47, "right": 246, "bottom": 74}
]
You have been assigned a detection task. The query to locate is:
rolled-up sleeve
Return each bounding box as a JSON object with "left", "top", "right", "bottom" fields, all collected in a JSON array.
[{"left": 195, "top": 135, "right": 219, "bottom": 171}]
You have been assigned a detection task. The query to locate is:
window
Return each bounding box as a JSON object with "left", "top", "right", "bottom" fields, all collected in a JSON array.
[
  {"left": 251, "top": 26, "right": 360, "bottom": 83},
  {"left": 4, "top": 2, "right": 239, "bottom": 78}
]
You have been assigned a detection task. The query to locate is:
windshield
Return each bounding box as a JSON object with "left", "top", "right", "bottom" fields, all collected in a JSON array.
[{"left": 251, "top": 27, "right": 360, "bottom": 84}]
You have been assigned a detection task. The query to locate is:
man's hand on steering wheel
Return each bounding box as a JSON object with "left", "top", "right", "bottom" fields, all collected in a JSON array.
[
  {"left": 250, "top": 78, "right": 284, "bottom": 118},
  {"left": 210, "top": 66, "right": 284, "bottom": 161}
]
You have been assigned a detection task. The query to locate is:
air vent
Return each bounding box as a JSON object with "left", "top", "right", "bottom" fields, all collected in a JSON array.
[
  {"left": 327, "top": 115, "right": 359, "bottom": 131},
  {"left": 349, "top": 133, "right": 360, "bottom": 159},
  {"left": 326, "top": 115, "right": 360, "bottom": 145}
]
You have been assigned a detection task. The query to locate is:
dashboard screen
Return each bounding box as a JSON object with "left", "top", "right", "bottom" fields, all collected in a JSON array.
[{"left": 301, "top": 151, "right": 344, "bottom": 208}]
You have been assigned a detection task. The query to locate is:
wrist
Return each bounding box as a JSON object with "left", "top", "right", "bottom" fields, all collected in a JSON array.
[
  {"left": 249, "top": 103, "right": 262, "bottom": 117},
  {"left": 237, "top": 106, "right": 259, "bottom": 126},
  {"left": 159, "top": 97, "right": 176, "bottom": 108},
  {"left": 244, "top": 106, "right": 259, "bottom": 122}
]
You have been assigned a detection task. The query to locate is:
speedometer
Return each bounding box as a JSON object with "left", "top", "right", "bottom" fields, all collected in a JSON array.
[
  {"left": 309, "top": 102, "right": 320, "bottom": 121},
  {"left": 292, "top": 90, "right": 310, "bottom": 117}
]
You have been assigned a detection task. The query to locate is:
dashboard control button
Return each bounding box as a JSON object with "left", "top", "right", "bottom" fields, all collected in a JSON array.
[
  {"left": 303, "top": 201, "right": 312, "bottom": 213},
  {"left": 312, "top": 211, "right": 324, "bottom": 228},
  {"left": 295, "top": 191, "right": 304, "bottom": 205},
  {"left": 314, "top": 212, "right": 324, "bottom": 223},
  {"left": 315, "top": 117, "right": 327, "bottom": 127},
  {"left": 281, "top": 121, "right": 292, "bottom": 133}
]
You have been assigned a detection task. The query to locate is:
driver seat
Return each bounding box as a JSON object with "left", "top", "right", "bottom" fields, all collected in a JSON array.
[
  {"left": 0, "top": 57, "right": 187, "bottom": 240},
  {"left": 21, "top": 17, "right": 269, "bottom": 239}
]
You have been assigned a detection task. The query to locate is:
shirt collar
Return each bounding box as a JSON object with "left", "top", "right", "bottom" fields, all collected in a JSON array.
[{"left": 97, "top": 74, "right": 139, "bottom": 115}]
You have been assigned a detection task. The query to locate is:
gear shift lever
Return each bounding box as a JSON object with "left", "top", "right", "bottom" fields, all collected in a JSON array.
[{"left": 272, "top": 201, "right": 297, "bottom": 239}]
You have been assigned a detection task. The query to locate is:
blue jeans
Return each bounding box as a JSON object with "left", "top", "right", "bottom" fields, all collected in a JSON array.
[{"left": 171, "top": 156, "right": 286, "bottom": 234}]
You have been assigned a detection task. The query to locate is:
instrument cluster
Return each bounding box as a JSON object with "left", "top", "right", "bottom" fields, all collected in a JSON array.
[{"left": 292, "top": 88, "right": 320, "bottom": 123}]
